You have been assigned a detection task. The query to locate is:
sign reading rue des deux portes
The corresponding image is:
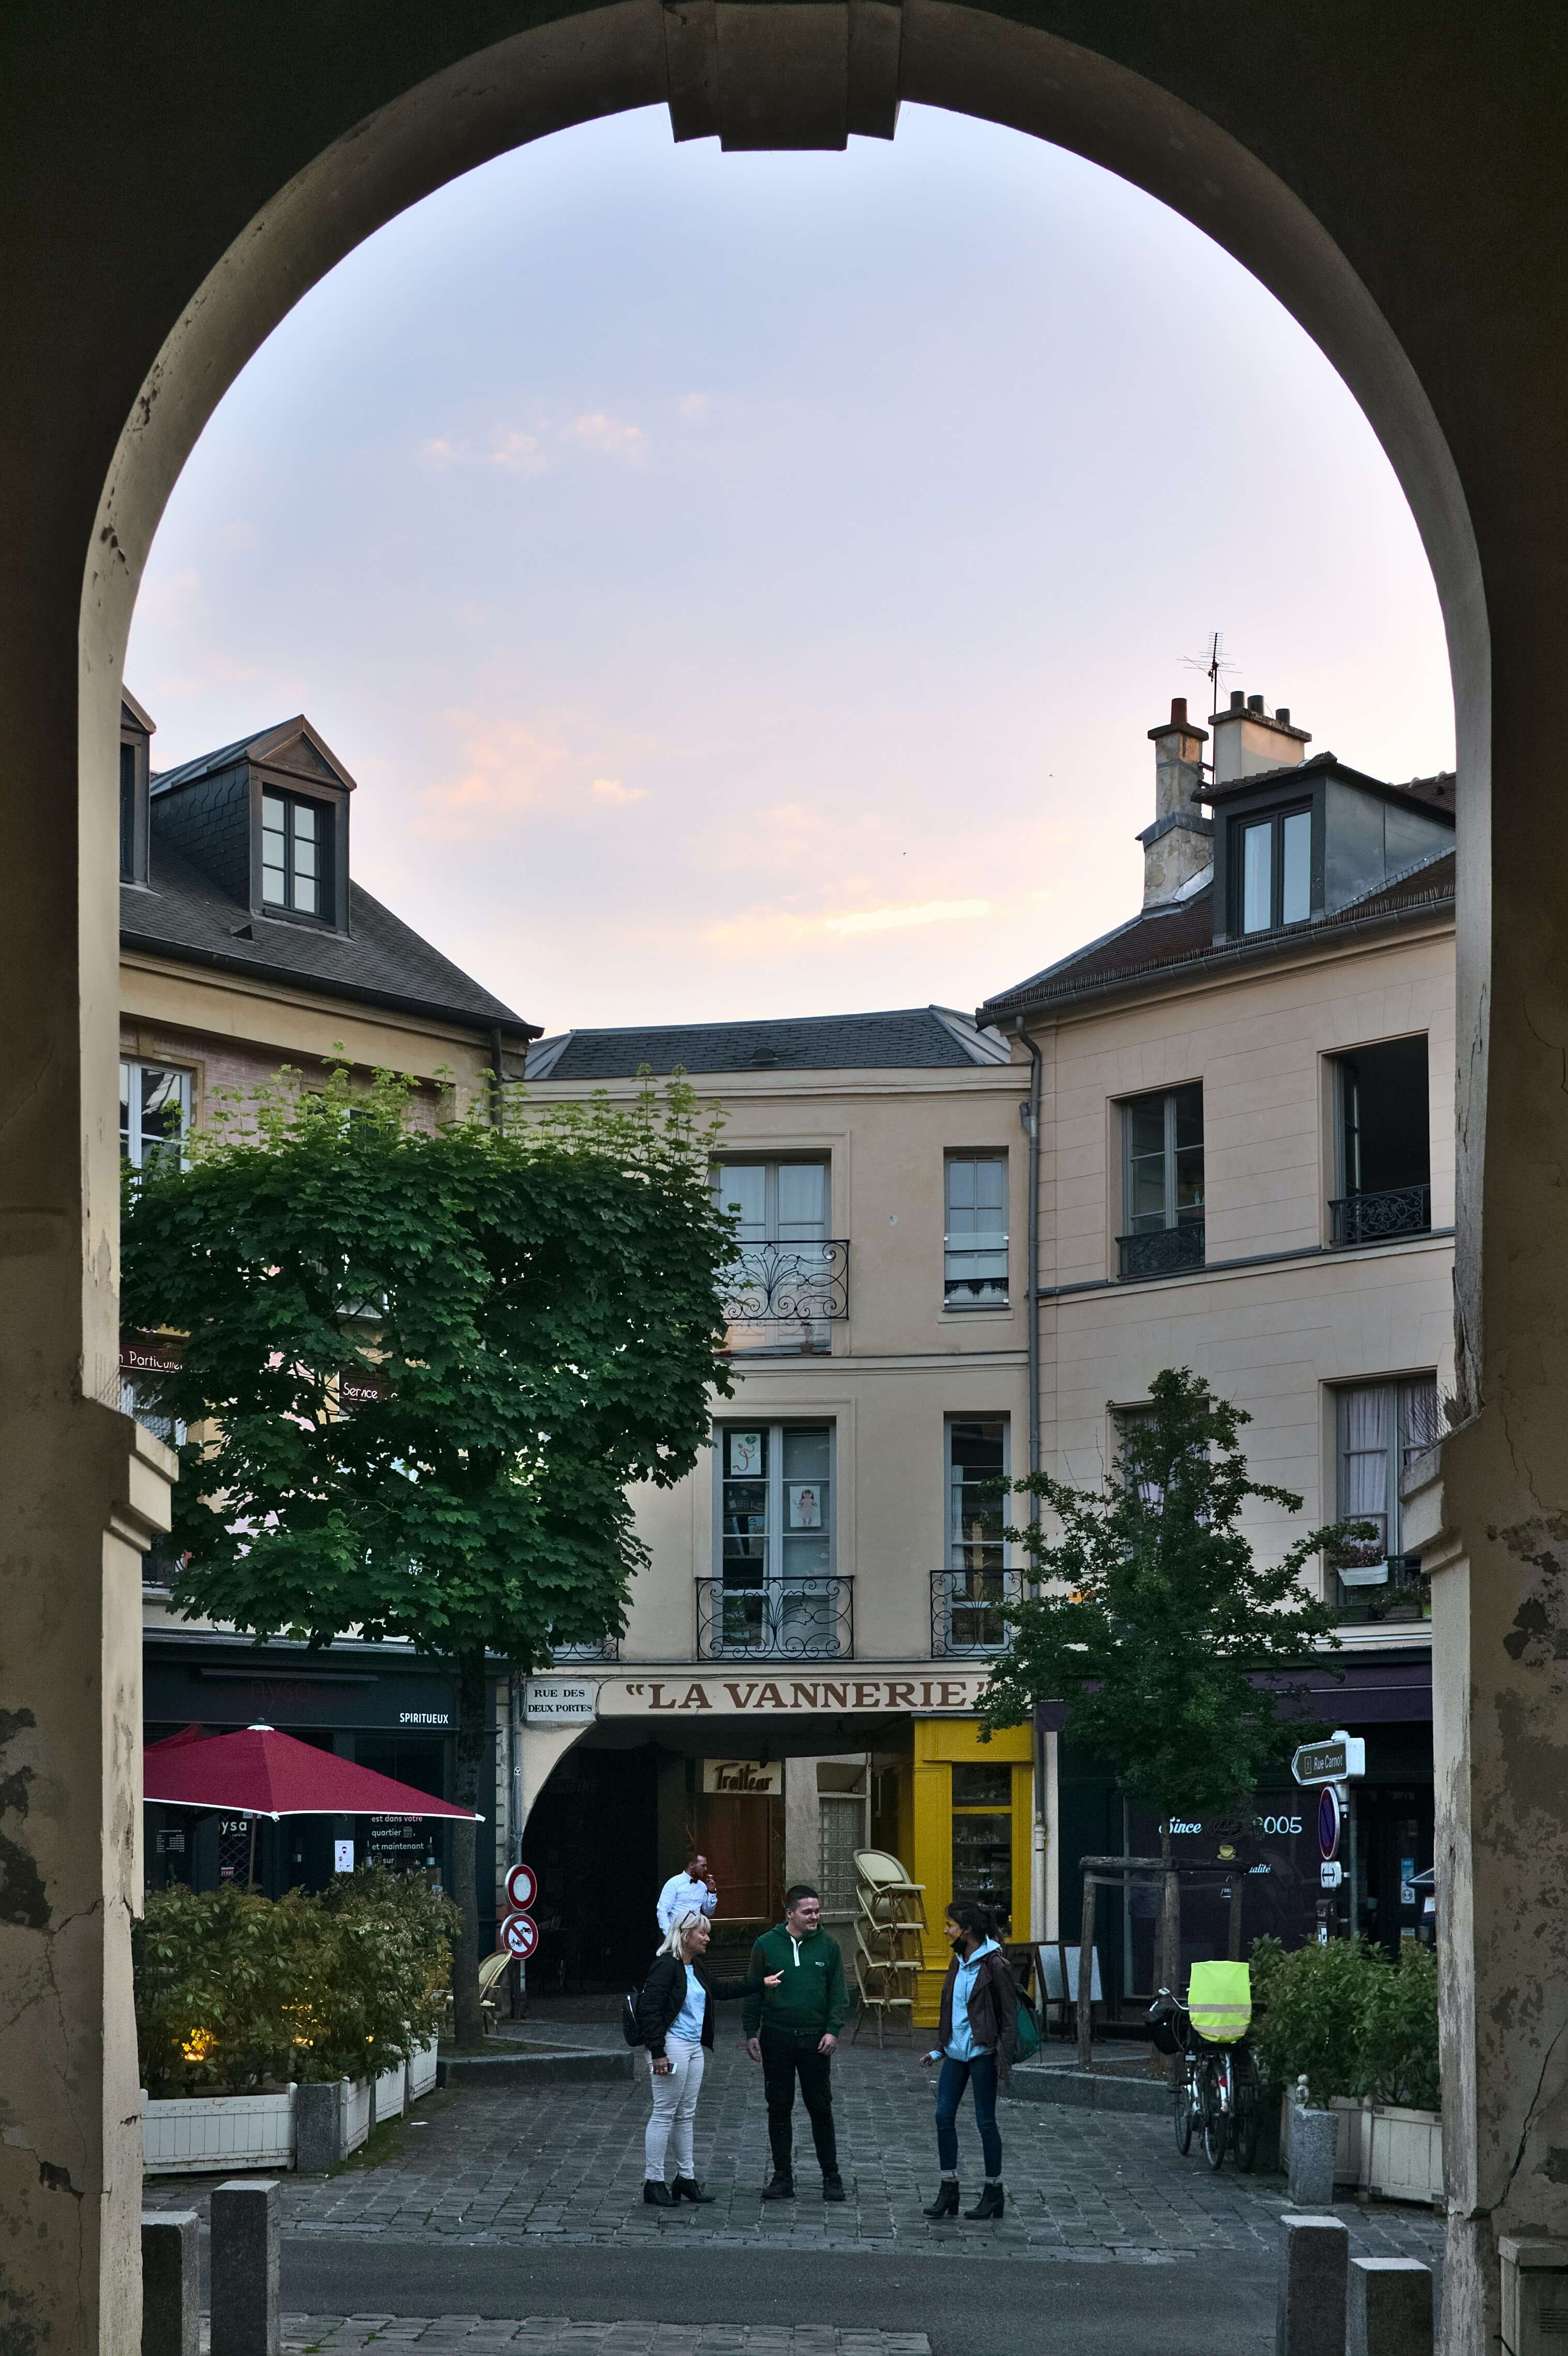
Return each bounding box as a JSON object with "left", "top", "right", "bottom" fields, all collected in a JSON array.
[{"left": 523, "top": 1671, "right": 993, "bottom": 1726}]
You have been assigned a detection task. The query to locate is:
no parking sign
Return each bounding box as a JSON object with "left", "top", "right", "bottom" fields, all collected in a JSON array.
[{"left": 500, "top": 1910, "right": 538, "bottom": 1960}]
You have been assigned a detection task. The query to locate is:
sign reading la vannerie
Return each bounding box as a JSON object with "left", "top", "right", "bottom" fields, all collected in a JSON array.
[{"left": 606, "top": 1671, "right": 992, "bottom": 1716}]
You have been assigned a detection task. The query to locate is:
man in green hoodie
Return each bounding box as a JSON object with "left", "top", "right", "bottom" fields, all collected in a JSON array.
[{"left": 743, "top": 1883, "right": 850, "bottom": 2201}]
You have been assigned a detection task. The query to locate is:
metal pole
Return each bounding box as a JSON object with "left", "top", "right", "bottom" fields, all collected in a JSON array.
[{"left": 1078, "top": 1874, "right": 1096, "bottom": 2067}]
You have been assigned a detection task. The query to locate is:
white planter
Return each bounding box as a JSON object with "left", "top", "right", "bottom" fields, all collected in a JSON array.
[
  {"left": 142, "top": 2086, "right": 296, "bottom": 2174},
  {"left": 1276, "top": 2094, "right": 1443, "bottom": 2203},
  {"left": 372, "top": 2062, "right": 405, "bottom": 2124},
  {"left": 340, "top": 2074, "right": 373, "bottom": 2157},
  {"left": 1367, "top": 2103, "right": 1444, "bottom": 2201},
  {"left": 409, "top": 2037, "right": 438, "bottom": 2101}
]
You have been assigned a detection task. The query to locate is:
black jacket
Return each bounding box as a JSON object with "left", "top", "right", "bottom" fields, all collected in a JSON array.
[{"left": 635, "top": 1953, "right": 764, "bottom": 2059}]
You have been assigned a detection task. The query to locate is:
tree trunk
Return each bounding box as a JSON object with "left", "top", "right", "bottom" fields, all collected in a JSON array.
[{"left": 451, "top": 1646, "right": 489, "bottom": 2049}]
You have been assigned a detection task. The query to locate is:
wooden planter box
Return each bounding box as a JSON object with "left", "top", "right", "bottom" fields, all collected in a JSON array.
[
  {"left": 1277, "top": 2094, "right": 1443, "bottom": 2202},
  {"left": 409, "top": 2037, "right": 439, "bottom": 2101},
  {"left": 142, "top": 2086, "right": 296, "bottom": 2174},
  {"left": 372, "top": 2062, "right": 405, "bottom": 2124}
]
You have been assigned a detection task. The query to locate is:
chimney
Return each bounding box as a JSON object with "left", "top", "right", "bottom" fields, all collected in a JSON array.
[
  {"left": 1138, "top": 696, "right": 1213, "bottom": 907},
  {"left": 1210, "top": 686, "right": 1311, "bottom": 784}
]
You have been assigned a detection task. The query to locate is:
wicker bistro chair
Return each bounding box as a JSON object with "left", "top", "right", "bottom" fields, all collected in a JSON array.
[
  {"left": 851, "top": 1924, "right": 916, "bottom": 2048},
  {"left": 478, "top": 1948, "right": 513, "bottom": 2033}
]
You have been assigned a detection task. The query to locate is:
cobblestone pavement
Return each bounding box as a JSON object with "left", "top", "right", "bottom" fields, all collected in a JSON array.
[
  {"left": 267, "top": 2322, "right": 928, "bottom": 2356},
  {"left": 147, "top": 2030, "right": 1444, "bottom": 2269}
]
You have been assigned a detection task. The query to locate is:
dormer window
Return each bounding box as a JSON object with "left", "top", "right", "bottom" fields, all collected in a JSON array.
[
  {"left": 119, "top": 691, "right": 154, "bottom": 885},
  {"left": 1235, "top": 805, "right": 1312, "bottom": 934},
  {"left": 120, "top": 743, "right": 139, "bottom": 880},
  {"left": 262, "top": 790, "right": 328, "bottom": 917}
]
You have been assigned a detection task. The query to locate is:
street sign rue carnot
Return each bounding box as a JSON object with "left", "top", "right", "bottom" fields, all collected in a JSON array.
[{"left": 1291, "top": 1734, "right": 1366, "bottom": 1787}]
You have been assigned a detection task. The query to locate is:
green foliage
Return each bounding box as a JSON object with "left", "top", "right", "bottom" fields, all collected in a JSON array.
[
  {"left": 120, "top": 1062, "right": 737, "bottom": 1668},
  {"left": 1249, "top": 1934, "right": 1439, "bottom": 2109},
  {"left": 981, "top": 1368, "right": 1366, "bottom": 1819},
  {"left": 133, "top": 1869, "right": 458, "bottom": 2097}
]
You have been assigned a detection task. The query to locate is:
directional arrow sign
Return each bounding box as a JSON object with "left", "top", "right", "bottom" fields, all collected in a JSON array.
[
  {"left": 505, "top": 1862, "right": 538, "bottom": 1913},
  {"left": 1291, "top": 1735, "right": 1366, "bottom": 1786},
  {"left": 500, "top": 1910, "right": 538, "bottom": 1960}
]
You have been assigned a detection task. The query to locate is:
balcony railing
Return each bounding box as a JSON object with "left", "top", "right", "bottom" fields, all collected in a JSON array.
[
  {"left": 720, "top": 1240, "right": 849, "bottom": 1352},
  {"left": 1329, "top": 1184, "right": 1431, "bottom": 1249},
  {"left": 1117, "top": 1220, "right": 1205, "bottom": 1282},
  {"left": 696, "top": 1576, "right": 853, "bottom": 1659},
  {"left": 549, "top": 1634, "right": 621, "bottom": 1664},
  {"left": 930, "top": 1567, "right": 1024, "bottom": 1655},
  {"left": 1332, "top": 1551, "right": 1429, "bottom": 1624}
]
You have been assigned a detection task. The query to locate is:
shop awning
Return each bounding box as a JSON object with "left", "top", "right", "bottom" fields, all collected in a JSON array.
[
  {"left": 1034, "top": 1651, "right": 1433, "bottom": 1733},
  {"left": 143, "top": 1723, "right": 481, "bottom": 1820}
]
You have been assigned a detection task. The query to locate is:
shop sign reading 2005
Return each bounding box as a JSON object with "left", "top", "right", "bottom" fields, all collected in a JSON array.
[{"left": 523, "top": 1671, "right": 992, "bottom": 1725}]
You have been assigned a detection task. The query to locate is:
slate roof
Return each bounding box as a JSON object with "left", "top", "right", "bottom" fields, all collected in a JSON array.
[
  {"left": 1199, "top": 753, "right": 1457, "bottom": 814},
  {"left": 526, "top": 1006, "right": 1009, "bottom": 1080},
  {"left": 979, "top": 847, "right": 1455, "bottom": 1025},
  {"left": 122, "top": 832, "right": 534, "bottom": 1039}
]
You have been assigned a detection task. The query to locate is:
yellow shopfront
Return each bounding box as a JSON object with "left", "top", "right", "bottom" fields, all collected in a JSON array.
[{"left": 908, "top": 1717, "right": 1035, "bottom": 2026}]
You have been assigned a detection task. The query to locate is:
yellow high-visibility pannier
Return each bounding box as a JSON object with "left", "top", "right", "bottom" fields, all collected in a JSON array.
[{"left": 1186, "top": 1960, "right": 1252, "bottom": 2045}]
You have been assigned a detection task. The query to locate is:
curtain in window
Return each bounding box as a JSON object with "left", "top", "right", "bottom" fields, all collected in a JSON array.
[{"left": 1339, "top": 1385, "right": 1391, "bottom": 1565}]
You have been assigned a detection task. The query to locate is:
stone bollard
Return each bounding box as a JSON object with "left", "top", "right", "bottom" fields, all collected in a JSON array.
[
  {"left": 210, "top": 2179, "right": 280, "bottom": 2356},
  {"left": 1277, "top": 2213, "right": 1350, "bottom": 2356},
  {"left": 141, "top": 2211, "right": 200, "bottom": 2356},
  {"left": 1289, "top": 2106, "right": 1339, "bottom": 2210},
  {"left": 294, "top": 2080, "right": 345, "bottom": 2173},
  {"left": 1348, "top": 2257, "right": 1434, "bottom": 2356}
]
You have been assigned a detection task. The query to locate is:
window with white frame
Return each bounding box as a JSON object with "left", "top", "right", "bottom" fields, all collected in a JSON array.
[
  {"left": 713, "top": 1159, "right": 838, "bottom": 1354},
  {"left": 120, "top": 1061, "right": 190, "bottom": 1169},
  {"left": 1122, "top": 1085, "right": 1204, "bottom": 1235},
  {"left": 938, "top": 1417, "right": 1012, "bottom": 1652},
  {"left": 711, "top": 1423, "right": 843, "bottom": 1655},
  {"left": 944, "top": 1155, "right": 1008, "bottom": 1305},
  {"left": 1335, "top": 1379, "right": 1443, "bottom": 1586}
]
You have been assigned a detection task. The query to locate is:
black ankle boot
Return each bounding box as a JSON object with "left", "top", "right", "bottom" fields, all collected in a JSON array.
[
  {"left": 762, "top": 2169, "right": 795, "bottom": 2201},
  {"left": 673, "top": 2177, "right": 716, "bottom": 2204},
  {"left": 643, "top": 2179, "right": 675, "bottom": 2206},
  {"left": 923, "top": 2180, "right": 960, "bottom": 2218},
  {"left": 965, "top": 2182, "right": 1005, "bottom": 2220}
]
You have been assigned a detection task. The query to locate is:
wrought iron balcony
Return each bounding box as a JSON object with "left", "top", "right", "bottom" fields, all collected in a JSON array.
[
  {"left": 930, "top": 1567, "right": 1023, "bottom": 1655},
  {"left": 720, "top": 1240, "right": 849, "bottom": 1350},
  {"left": 696, "top": 1577, "right": 853, "bottom": 1659},
  {"left": 1116, "top": 1220, "right": 1205, "bottom": 1281},
  {"left": 549, "top": 1634, "right": 621, "bottom": 1664},
  {"left": 1329, "top": 1184, "right": 1431, "bottom": 1248},
  {"left": 1332, "top": 1550, "right": 1429, "bottom": 1624}
]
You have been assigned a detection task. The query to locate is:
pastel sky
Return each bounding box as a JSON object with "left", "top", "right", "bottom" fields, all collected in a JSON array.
[{"left": 127, "top": 104, "right": 1454, "bottom": 1037}]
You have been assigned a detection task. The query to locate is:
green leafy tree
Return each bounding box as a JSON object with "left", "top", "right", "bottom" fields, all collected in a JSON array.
[
  {"left": 122, "top": 1064, "right": 735, "bottom": 2041},
  {"left": 981, "top": 1368, "right": 1363, "bottom": 1974}
]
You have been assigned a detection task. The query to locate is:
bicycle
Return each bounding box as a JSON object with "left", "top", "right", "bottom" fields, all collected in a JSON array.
[{"left": 1149, "top": 1985, "right": 1261, "bottom": 2173}]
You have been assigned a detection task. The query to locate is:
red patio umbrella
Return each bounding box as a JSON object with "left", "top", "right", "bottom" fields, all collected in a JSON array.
[{"left": 143, "top": 1723, "right": 481, "bottom": 1821}]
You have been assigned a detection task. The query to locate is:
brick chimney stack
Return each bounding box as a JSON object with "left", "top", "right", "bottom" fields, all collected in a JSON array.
[{"left": 1139, "top": 696, "right": 1213, "bottom": 907}]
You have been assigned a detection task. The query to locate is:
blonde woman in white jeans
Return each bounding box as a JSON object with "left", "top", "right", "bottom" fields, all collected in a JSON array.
[{"left": 635, "top": 1907, "right": 780, "bottom": 2206}]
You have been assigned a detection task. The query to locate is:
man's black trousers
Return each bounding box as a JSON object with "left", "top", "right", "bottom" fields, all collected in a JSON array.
[{"left": 759, "top": 2030, "right": 838, "bottom": 2176}]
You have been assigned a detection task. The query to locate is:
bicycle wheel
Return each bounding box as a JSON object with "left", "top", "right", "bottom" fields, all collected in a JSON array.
[
  {"left": 1200, "top": 2055, "right": 1229, "bottom": 2171},
  {"left": 1174, "top": 2062, "right": 1195, "bottom": 2156},
  {"left": 1232, "top": 2050, "right": 1261, "bottom": 2173}
]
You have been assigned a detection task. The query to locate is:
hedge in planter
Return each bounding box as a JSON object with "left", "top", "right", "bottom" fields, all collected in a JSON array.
[
  {"left": 134, "top": 1867, "right": 456, "bottom": 2097},
  {"left": 1249, "top": 1934, "right": 1438, "bottom": 2110}
]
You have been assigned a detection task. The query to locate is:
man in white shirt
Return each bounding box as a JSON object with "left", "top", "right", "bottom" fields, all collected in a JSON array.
[{"left": 657, "top": 1851, "right": 718, "bottom": 1936}]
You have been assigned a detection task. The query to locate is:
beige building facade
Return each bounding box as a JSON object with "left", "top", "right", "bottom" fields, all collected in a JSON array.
[{"left": 520, "top": 1010, "right": 1037, "bottom": 2019}]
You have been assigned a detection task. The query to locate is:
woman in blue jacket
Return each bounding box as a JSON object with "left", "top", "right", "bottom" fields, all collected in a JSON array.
[{"left": 921, "top": 1900, "right": 1019, "bottom": 2219}]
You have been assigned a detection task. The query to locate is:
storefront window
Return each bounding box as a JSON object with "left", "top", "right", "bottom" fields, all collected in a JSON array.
[{"left": 951, "top": 1761, "right": 1013, "bottom": 1924}]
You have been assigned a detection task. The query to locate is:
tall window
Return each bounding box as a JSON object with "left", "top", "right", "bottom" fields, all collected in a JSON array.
[
  {"left": 1119, "top": 1085, "right": 1203, "bottom": 1277},
  {"left": 1234, "top": 806, "right": 1312, "bottom": 933},
  {"left": 937, "top": 1418, "right": 1012, "bottom": 1652},
  {"left": 262, "top": 790, "right": 326, "bottom": 916},
  {"left": 1332, "top": 1036, "right": 1431, "bottom": 1245},
  {"left": 119, "top": 742, "right": 139, "bottom": 882},
  {"left": 1335, "top": 1379, "right": 1443, "bottom": 1593},
  {"left": 944, "top": 1155, "right": 1008, "bottom": 1305},
  {"left": 711, "top": 1423, "right": 845, "bottom": 1655},
  {"left": 120, "top": 1061, "right": 190, "bottom": 1170},
  {"left": 715, "top": 1160, "right": 827, "bottom": 1241}
]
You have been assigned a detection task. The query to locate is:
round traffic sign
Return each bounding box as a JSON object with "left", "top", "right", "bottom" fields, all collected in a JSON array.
[
  {"left": 1318, "top": 1785, "right": 1343, "bottom": 1862},
  {"left": 500, "top": 1909, "right": 538, "bottom": 1959},
  {"left": 505, "top": 1862, "right": 538, "bottom": 1912}
]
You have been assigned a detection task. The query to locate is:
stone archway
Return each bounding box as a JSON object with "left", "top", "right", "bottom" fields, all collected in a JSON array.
[{"left": 6, "top": 11, "right": 1566, "bottom": 2355}]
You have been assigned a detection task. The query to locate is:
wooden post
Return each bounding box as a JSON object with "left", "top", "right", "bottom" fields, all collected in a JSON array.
[{"left": 1077, "top": 1872, "right": 1096, "bottom": 2067}]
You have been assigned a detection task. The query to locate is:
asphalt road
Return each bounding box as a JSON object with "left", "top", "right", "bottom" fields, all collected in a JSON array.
[{"left": 282, "top": 2239, "right": 1277, "bottom": 2356}]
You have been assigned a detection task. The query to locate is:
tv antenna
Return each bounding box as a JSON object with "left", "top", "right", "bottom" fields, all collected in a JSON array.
[{"left": 1181, "top": 630, "right": 1238, "bottom": 722}]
